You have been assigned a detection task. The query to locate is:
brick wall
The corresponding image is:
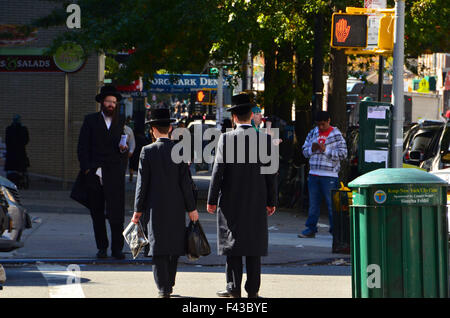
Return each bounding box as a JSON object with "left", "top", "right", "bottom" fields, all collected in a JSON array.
[{"left": 0, "top": 0, "right": 101, "bottom": 182}]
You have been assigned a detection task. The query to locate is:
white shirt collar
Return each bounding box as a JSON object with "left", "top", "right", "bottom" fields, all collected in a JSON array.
[{"left": 101, "top": 111, "right": 112, "bottom": 129}]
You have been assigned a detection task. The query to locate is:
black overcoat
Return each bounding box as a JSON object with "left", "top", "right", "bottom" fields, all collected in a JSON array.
[
  {"left": 72, "top": 112, "right": 127, "bottom": 223},
  {"left": 134, "top": 138, "right": 196, "bottom": 256},
  {"left": 4, "top": 123, "right": 29, "bottom": 172},
  {"left": 207, "top": 125, "right": 278, "bottom": 256}
]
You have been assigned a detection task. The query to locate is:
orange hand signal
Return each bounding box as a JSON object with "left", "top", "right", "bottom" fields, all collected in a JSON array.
[{"left": 335, "top": 18, "right": 351, "bottom": 43}]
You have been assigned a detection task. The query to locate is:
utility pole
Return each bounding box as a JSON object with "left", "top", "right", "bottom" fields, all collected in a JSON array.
[
  {"left": 216, "top": 66, "right": 224, "bottom": 130},
  {"left": 391, "top": 0, "right": 405, "bottom": 168},
  {"left": 377, "top": 56, "right": 384, "bottom": 102}
]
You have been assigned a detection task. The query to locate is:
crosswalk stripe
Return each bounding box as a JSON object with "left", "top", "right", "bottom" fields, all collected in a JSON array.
[{"left": 36, "top": 264, "right": 85, "bottom": 298}]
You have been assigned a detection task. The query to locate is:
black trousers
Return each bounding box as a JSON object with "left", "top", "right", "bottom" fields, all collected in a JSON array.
[
  {"left": 86, "top": 172, "right": 124, "bottom": 253},
  {"left": 226, "top": 256, "right": 261, "bottom": 295},
  {"left": 152, "top": 255, "right": 179, "bottom": 295}
]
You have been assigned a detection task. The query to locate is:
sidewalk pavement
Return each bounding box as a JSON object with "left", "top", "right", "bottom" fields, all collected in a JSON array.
[{"left": 0, "top": 170, "right": 351, "bottom": 266}]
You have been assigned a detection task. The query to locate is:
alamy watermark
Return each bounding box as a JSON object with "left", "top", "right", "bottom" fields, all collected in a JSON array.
[
  {"left": 171, "top": 127, "right": 280, "bottom": 175},
  {"left": 66, "top": 264, "right": 81, "bottom": 285},
  {"left": 66, "top": 4, "right": 81, "bottom": 29},
  {"left": 367, "top": 264, "right": 381, "bottom": 289}
]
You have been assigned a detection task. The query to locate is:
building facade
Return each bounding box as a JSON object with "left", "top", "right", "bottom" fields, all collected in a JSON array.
[{"left": 0, "top": 0, "right": 104, "bottom": 184}]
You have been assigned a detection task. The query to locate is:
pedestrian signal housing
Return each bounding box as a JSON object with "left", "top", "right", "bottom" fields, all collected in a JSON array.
[
  {"left": 331, "top": 13, "right": 368, "bottom": 49},
  {"left": 196, "top": 90, "right": 209, "bottom": 103}
]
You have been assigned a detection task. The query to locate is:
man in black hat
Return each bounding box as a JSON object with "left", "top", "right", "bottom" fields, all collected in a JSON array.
[
  {"left": 131, "top": 108, "right": 199, "bottom": 298},
  {"left": 207, "top": 93, "right": 278, "bottom": 298},
  {"left": 75, "top": 85, "right": 128, "bottom": 259}
]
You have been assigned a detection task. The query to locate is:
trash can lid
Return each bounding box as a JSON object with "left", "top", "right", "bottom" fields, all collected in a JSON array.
[{"left": 349, "top": 168, "right": 447, "bottom": 188}]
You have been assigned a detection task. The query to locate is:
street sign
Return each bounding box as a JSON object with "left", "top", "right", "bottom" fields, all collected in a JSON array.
[
  {"left": 364, "top": 0, "right": 386, "bottom": 52},
  {"left": 331, "top": 13, "right": 368, "bottom": 49}
]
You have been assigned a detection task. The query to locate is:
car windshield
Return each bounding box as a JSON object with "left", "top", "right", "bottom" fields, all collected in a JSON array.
[{"left": 410, "top": 131, "right": 436, "bottom": 153}]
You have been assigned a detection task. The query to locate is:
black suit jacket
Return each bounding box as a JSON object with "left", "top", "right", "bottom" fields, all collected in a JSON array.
[
  {"left": 207, "top": 125, "right": 278, "bottom": 256},
  {"left": 134, "top": 138, "right": 196, "bottom": 256},
  {"left": 71, "top": 112, "right": 127, "bottom": 221},
  {"left": 77, "top": 112, "right": 125, "bottom": 172}
]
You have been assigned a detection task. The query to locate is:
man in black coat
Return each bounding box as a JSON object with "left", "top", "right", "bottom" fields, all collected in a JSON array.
[
  {"left": 75, "top": 85, "right": 128, "bottom": 259},
  {"left": 131, "top": 108, "right": 199, "bottom": 298},
  {"left": 4, "top": 115, "right": 29, "bottom": 173},
  {"left": 207, "top": 93, "right": 278, "bottom": 298}
]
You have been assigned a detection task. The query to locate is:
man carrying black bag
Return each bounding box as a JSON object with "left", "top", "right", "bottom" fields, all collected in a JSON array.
[
  {"left": 131, "top": 108, "right": 199, "bottom": 298},
  {"left": 207, "top": 93, "right": 278, "bottom": 298}
]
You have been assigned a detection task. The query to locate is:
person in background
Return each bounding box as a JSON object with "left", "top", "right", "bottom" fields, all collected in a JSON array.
[
  {"left": 129, "top": 126, "right": 149, "bottom": 182},
  {"left": 75, "top": 85, "right": 128, "bottom": 259},
  {"left": 4, "top": 114, "right": 30, "bottom": 188},
  {"left": 251, "top": 105, "right": 263, "bottom": 132},
  {"left": 221, "top": 118, "right": 232, "bottom": 133},
  {"left": 124, "top": 123, "right": 135, "bottom": 179},
  {"left": 298, "top": 111, "right": 347, "bottom": 238}
]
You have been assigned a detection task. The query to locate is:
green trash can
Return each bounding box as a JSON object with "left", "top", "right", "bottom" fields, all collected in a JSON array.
[{"left": 349, "top": 168, "right": 449, "bottom": 298}]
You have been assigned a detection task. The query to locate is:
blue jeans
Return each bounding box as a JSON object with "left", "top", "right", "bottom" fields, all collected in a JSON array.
[{"left": 305, "top": 175, "right": 339, "bottom": 234}]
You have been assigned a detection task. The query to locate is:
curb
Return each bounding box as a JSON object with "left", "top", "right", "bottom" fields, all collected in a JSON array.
[{"left": 0, "top": 256, "right": 351, "bottom": 267}]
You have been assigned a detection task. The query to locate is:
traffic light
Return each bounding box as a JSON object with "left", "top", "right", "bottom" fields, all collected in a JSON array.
[
  {"left": 196, "top": 90, "right": 211, "bottom": 103},
  {"left": 331, "top": 13, "right": 368, "bottom": 49}
]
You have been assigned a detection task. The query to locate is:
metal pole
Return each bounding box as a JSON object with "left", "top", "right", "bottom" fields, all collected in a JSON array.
[
  {"left": 391, "top": 0, "right": 405, "bottom": 168},
  {"left": 63, "top": 72, "right": 69, "bottom": 189},
  {"left": 378, "top": 56, "right": 384, "bottom": 102},
  {"left": 216, "top": 67, "right": 224, "bottom": 130}
]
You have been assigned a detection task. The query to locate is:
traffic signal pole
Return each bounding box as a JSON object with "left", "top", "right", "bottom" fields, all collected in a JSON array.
[
  {"left": 216, "top": 67, "right": 224, "bottom": 130},
  {"left": 391, "top": 0, "right": 405, "bottom": 168}
]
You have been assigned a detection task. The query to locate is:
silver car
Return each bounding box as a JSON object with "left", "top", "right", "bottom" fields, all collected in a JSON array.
[{"left": 0, "top": 176, "right": 31, "bottom": 252}]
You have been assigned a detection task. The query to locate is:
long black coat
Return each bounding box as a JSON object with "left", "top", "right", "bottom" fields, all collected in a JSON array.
[
  {"left": 4, "top": 123, "right": 29, "bottom": 172},
  {"left": 207, "top": 125, "right": 278, "bottom": 256},
  {"left": 74, "top": 112, "right": 127, "bottom": 223},
  {"left": 134, "top": 138, "right": 196, "bottom": 256}
]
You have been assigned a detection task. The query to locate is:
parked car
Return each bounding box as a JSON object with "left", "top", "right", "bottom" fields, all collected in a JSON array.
[
  {"left": 421, "top": 122, "right": 450, "bottom": 171},
  {"left": 403, "top": 120, "right": 445, "bottom": 167},
  {"left": 0, "top": 175, "right": 31, "bottom": 252},
  {"left": 429, "top": 168, "right": 450, "bottom": 238}
]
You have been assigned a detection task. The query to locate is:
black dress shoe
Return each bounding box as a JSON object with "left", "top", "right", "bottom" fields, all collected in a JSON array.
[
  {"left": 248, "top": 293, "right": 262, "bottom": 298},
  {"left": 216, "top": 290, "right": 241, "bottom": 298},
  {"left": 159, "top": 293, "right": 170, "bottom": 298},
  {"left": 96, "top": 249, "right": 107, "bottom": 259},
  {"left": 111, "top": 251, "right": 126, "bottom": 260}
]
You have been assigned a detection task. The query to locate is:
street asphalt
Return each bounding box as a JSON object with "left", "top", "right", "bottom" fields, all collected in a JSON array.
[{"left": 0, "top": 169, "right": 352, "bottom": 298}]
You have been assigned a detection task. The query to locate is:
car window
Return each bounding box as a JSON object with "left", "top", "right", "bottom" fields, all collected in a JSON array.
[
  {"left": 440, "top": 126, "right": 450, "bottom": 153},
  {"left": 403, "top": 126, "right": 418, "bottom": 150},
  {"left": 410, "top": 131, "right": 435, "bottom": 153}
]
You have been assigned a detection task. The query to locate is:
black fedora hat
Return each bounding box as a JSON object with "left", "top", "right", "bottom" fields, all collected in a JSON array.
[
  {"left": 227, "top": 93, "right": 254, "bottom": 115},
  {"left": 145, "top": 108, "right": 176, "bottom": 125},
  {"left": 95, "top": 85, "right": 123, "bottom": 103}
]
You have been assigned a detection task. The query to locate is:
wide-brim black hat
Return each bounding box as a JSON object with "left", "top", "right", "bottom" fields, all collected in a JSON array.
[
  {"left": 95, "top": 85, "right": 123, "bottom": 103},
  {"left": 227, "top": 93, "right": 254, "bottom": 115},
  {"left": 145, "top": 108, "right": 176, "bottom": 125}
]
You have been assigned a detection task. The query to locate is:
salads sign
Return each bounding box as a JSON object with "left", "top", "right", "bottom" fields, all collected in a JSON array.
[
  {"left": 0, "top": 55, "right": 60, "bottom": 72},
  {"left": 0, "top": 43, "right": 85, "bottom": 73}
]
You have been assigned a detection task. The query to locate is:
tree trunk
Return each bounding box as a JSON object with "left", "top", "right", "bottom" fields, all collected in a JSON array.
[
  {"left": 327, "top": 47, "right": 348, "bottom": 133},
  {"left": 263, "top": 48, "right": 276, "bottom": 117},
  {"left": 328, "top": 47, "right": 350, "bottom": 183},
  {"left": 275, "top": 43, "right": 294, "bottom": 122},
  {"left": 312, "top": 13, "right": 325, "bottom": 118},
  {"left": 294, "top": 54, "right": 313, "bottom": 151}
]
